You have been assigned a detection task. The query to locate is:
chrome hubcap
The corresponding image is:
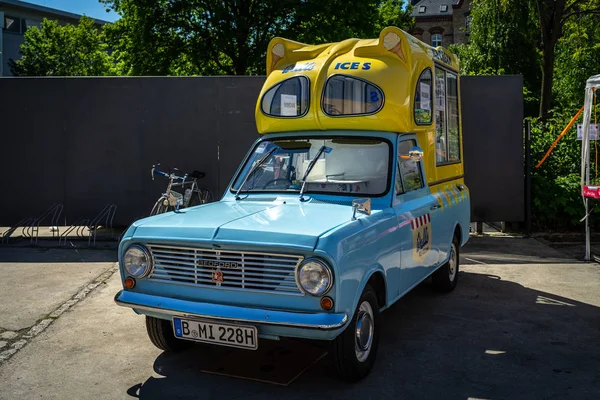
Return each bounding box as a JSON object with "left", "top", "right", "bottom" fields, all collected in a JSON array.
[
  {"left": 448, "top": 243, "right": 457, "bottom": 281},
  {"left": 355, "top": 301, "right": 374, "bottom": 362}
]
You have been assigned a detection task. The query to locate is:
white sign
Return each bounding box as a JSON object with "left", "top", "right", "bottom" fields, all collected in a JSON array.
[
  {"left": 577, "top": 124, "right": 599, "bottom": 140},
  {"left": 420, "top": 82, "right": 431, "bottom": 111},
  {"left": 280, "top": 94, "right": 297, "bottom": 116}
]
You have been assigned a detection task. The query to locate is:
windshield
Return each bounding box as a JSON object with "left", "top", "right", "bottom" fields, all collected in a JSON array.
[{"left": 232, "top": 137, "right": 391, "bottom": 196}]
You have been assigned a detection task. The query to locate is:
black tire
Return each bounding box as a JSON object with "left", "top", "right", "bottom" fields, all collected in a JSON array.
[
  {"left": 331, "top": 285, "right": 380, "bottom": 382},
  {"left": 145, "top": 316, "right": 192, "bottom": 352},
  {"left": 188, "top": 192, "right": 202, "bottom": 207},
  {"left": 201, "top": 188, "right": 214, "bottom": 204},
  {"left": 432, "top": 235, "right": 460, "bottom": 292}
]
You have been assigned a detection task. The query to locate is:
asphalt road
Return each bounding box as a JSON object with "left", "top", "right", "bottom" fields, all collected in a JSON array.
[{"left": 1, "top": 236, "right": 599, "bottom": 399}]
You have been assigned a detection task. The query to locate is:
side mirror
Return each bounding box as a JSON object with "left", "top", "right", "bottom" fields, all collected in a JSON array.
[
  {"left": 352, "top": 198, "right": 372, "bottom": 220},
  {"left": 408, "top": 146, "right": 423, "bottom": 162}
]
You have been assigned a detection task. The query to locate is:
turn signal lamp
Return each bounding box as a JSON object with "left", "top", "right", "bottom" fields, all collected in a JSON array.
[
  {"left": 320, "top": 297, "right": 334, "bottom": 311},
  {"left": 124, "top": 277, "right": 136, "bottom": 289}
]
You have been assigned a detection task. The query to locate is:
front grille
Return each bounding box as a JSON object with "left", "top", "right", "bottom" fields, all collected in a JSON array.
[{"left": 147, "top": 244, "right": 304, "bottom": 295}]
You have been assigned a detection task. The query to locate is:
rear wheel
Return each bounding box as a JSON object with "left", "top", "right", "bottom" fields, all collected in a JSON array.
[
  {"left": 145, "top": 316, "right": 192, "bottom": 352},
  {"left": 331, "top": 285, "right": 380, "bottom": 381},
  {"left": 201, "top": 188, "right": 214, "bottom": 204},
  {"left": 432, "top": 235, "right": 459, "bottom": 292}
]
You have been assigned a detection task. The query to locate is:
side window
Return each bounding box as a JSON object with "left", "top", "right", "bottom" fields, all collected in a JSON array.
[
  {"left": 414, "top": 69, "right": 432, "bottom": 125},
  {"left": 446, "top": 71, "right": 461, "bottom": 162},
  {"left": 322, "top": 75, "right": 384, "bottom": 116},
  {"left": 261, "top": 76, "right": 309, "bottom": 117},
  {"left": 435, "top": 68, "right": 447, "bottom": 164},
  {"left": 397, "top": 139, "right": 424, "bottom": 194},
  {"left": 435, "top": 67, "right": 461, "bottom": 165}
]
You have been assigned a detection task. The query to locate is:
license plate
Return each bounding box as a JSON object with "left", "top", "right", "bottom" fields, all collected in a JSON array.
[{"left": 173, "top": 317, "right": 258, "bottom": 350}]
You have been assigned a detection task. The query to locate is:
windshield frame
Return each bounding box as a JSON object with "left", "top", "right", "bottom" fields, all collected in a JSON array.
[{"left": 229, "top": 134, "right": 394, "bottom": 198}]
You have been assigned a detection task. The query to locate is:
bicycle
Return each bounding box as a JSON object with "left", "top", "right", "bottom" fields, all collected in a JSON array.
[{"left": 150, "top": 164, "right": 215, "bottom": 216}]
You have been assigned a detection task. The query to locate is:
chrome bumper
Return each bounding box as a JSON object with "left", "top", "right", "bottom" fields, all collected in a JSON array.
[{"left": 114, "top": 290, "right": 348, "bottom": 330}]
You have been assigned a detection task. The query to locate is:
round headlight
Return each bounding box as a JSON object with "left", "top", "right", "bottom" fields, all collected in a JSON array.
[
  {"left": 123, "top": 245, "right": 152, "bottom": 278},
  {"left": 297, "top": 259, "right": 333, "bottom": 296}
]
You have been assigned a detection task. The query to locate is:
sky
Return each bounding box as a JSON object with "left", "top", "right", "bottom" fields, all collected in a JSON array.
[{"left": 23, "top": 0, "right": 119, "bottom": 22}]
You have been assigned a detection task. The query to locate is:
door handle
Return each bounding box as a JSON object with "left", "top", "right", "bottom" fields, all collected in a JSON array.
[
  {"left": 457, "top": 184, "right": 465, "bottom": 191},
  {"left": 430, "top": 203, "right": 442, "bottom": 210}
]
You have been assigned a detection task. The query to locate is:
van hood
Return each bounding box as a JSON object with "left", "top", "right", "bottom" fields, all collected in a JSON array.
[{"left": 131, "top": 200, "right": 355, "bottom": 250}]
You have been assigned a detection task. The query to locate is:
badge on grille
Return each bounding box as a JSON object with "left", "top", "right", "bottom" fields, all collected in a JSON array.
[{"left": 212, "top": 269, "right": 224, "bottom": 286}]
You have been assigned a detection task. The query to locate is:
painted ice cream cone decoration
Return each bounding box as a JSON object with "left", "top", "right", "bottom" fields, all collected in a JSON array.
[
  {"left": 271, "top": 43, "right": 285, "bottom": 71},
  {"left": 383, "top": 32, "right": 406, "bottom": 62}
]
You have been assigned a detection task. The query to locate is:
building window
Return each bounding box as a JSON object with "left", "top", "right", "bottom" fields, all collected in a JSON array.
[
  {"left": 3, "top": 15, "right": 22, "bottom": 33},
  {"left": 440, "top": 5, "right": 448, "bottom": 12},
  {"left": 465, "top": 15, "right": 472, "bottom": 32},
  {"left": 419, "top": 6, "right": 426, "bottom": 13},
  {"left": 431, "top": 33, "right": 442, "bottom": 47}
]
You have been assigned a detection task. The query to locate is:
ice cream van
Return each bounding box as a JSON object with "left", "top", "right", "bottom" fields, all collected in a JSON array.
[{"left": 115, "top": 26, "right": 470, "bottom": 381}]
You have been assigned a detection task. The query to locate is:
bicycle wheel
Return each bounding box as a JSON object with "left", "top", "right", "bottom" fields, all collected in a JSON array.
[
  {"left": 188, "top": 192, "right": 203, "bottom": 207},
  {"left": 201, "top": 188, "right": 215, "bottom": 204},
  {"left": 150, "top": 197, "right": 169, "bottom": 216}
]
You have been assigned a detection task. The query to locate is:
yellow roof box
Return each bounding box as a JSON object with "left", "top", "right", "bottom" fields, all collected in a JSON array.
[{"left": 256, "top": 27, "right": 459, "bottom": 135}]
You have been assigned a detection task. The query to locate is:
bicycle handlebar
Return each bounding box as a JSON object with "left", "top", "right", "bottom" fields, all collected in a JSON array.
[{"left": 151, "top": 164, "right": 189, "bottom": 182}]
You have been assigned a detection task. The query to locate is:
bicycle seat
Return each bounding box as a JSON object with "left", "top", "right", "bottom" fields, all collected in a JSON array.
[{"left": 189, "top": 170, "right": 205, "bottom": 179}]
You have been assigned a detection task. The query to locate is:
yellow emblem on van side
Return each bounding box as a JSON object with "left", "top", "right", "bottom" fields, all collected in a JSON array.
[{"left": 412, "top": 213, "right": 431, "bottom": 262}]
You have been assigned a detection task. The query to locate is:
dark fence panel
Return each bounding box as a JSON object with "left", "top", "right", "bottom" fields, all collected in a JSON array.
[
  {"left": 461, "top": 75, "right": 524, "bottom": 222},
  {"left": 0, "top": 75, "right": 524, "bottom": 227},
  {"left": 0, "top": 77, "right": 263, "bottom": 226}
]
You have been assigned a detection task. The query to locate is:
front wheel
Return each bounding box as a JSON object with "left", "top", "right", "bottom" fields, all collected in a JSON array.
[
  {"left": 432, "top": 235, "right": 459, "bottom": 292},
  {"left": 145, "top": 316, "right": 192, "bottom": 352},
  {"left": 150, "top": 197, "right": 169, "bottom": 216},
  {"left": 331, "top": 285, "right": 380, "bottom": 381}
]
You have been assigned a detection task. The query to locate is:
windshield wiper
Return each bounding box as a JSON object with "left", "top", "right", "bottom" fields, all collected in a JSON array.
[
  {"left": 235, "top": 146, "right": 278, "bottom": 200},
  {"left": 299, "top": 145, "right": 328, "bottom": 202}
]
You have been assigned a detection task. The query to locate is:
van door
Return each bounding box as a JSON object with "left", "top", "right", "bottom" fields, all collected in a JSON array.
[{"left": 393, "top": 137, "right": 439, "bottom": 292}]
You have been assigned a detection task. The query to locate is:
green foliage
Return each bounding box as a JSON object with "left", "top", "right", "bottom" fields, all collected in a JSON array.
[
  {"left": 101, "top": 0, "right": 414, "bottom": 76},
  {"left": 449, "top": 0, "right": 541, "bottom": 117},
  {"left": 9, "top": 17, "right": 113, "bottom": 76},
  {"left": 553, "top": 11, "right": 600, "bottom": 110},
  {"left": 530, "top": 105, "right": 600, "bottom": 230}
]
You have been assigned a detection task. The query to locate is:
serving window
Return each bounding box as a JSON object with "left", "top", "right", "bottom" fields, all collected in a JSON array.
[
  {"left": 434, "top": 66, "right": 461, "bottom": 165},
  {"left": 261, "top": 76, "right": 310, "bottom": 117},
  {"left": 322, "top": 75, "right": 384, "bottom": 116}
]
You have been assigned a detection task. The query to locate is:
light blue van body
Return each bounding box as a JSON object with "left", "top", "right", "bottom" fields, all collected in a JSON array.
[{"left": 115, "top": 130, "right": 470, "bottom": 342}]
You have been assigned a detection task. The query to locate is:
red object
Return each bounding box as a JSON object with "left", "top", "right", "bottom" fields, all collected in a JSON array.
[{"left": 583, "top": 185, "right": 600, "bottom": 199}]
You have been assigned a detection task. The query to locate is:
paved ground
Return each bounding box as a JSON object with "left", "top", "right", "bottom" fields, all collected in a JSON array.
[{"left": 0, "top": 236, "right": 599, "bottom": 399}]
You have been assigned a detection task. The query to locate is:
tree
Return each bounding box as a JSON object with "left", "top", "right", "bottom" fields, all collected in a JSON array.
[
  {"left": 101, "top": 0, "right": 414, "bottom": 76},
  {"left": 9, "top": 16, "right": 113, "bottom": 76},
  {"left": 553, "top": 9, "right": 600, "bottom": 109},
  {"left": 449, "top": 0, "right": 541, "bottom": 117},
  {"left": 534, "top": 0, "right": 600, "bottom": 119}
]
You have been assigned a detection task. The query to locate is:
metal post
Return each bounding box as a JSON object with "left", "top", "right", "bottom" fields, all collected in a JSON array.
[
  {"left": 0, "top": 11, "right": 4, "bottom": 77},
  {"left": 585, "top": 110, "right": 591, "bottom": 261},
  {"left": 525, "top": 120, "right": 532, "bottom": 236},
  {"left": 585, "top": 198, "right": 591, "bottom": 261}
]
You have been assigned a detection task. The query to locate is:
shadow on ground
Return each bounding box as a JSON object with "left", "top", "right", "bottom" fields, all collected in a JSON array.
[
  {"left": 126, "top": 271, "right": 600, "bottom": 400},
  {"left": 459, "top": 237, "right": 581, "bottom": 264},
  {"left": 0, "top": 246, "right": 116, "bottom": 263}
]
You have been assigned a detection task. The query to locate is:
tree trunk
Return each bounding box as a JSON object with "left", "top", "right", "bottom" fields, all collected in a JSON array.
[
  {"left": 537, "top": 0, "right": 567, "bottom": 121},
  {"left": 539, "top": 41, "right": 555, "bottom": 120}
]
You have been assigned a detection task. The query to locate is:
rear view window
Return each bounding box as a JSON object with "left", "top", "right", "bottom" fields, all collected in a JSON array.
[
  {"left": 322, "top": 75, "right": 384, "bottom": 116},
  {"left": 261, "top": 76, "right": 310, "bottom": 117}
]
